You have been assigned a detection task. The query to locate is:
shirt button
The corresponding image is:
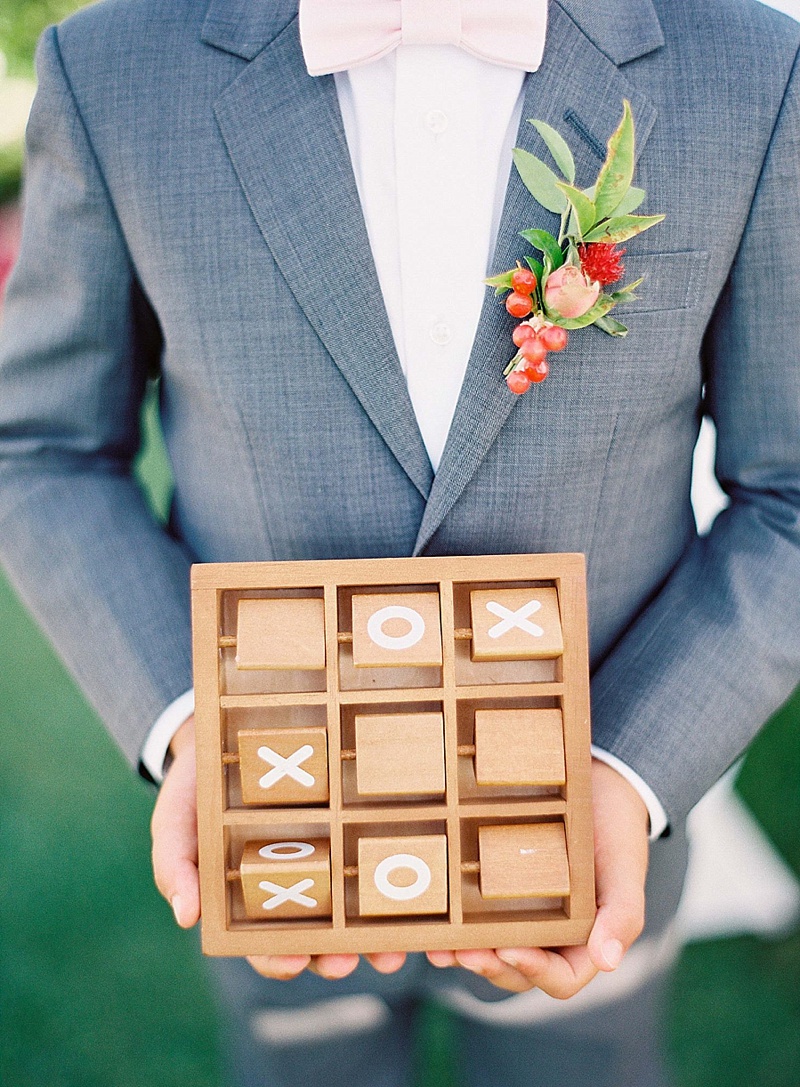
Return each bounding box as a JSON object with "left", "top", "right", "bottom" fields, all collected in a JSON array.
[
  {"left": 425, "top": 109, "right": 449, "bottom": 134},
  {"left": 430, "top": 322, "right": 452, "bottom": 346}
]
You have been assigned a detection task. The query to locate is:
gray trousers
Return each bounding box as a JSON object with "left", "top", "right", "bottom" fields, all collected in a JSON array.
[{"left": 208, "top": 829, "right": 687, "bottom": 1087}]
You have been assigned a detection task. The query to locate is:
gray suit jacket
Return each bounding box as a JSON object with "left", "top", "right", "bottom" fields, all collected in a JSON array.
[{"left": 1, "top": 0, "right": 798, "bottom": 828}]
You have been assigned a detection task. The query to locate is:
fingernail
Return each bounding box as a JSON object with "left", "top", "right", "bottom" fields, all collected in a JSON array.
[
  {"left": 602, "top": 939, "right": 624, "bottom": 969},
  {"left": 171, "top": 895, "right": 184, "bottom": 926},
  {"left": 496, "top": 950, "right": 520, "bottom": 967}
]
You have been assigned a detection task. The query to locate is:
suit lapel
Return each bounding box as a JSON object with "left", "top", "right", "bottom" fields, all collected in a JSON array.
[
  {"left": 412, "top": 0, "right": 659, "bottom": 554},
  {"left": 209, "top": 13, "right": 435, "bottom": 501}
]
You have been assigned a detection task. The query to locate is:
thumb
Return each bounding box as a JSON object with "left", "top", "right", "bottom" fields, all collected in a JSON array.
[
  {"left": 586, "top": 760, "right": 649, "bottom": 972},
  {"left": 150, "top": 741, "right": 201, "bottom": 929}
]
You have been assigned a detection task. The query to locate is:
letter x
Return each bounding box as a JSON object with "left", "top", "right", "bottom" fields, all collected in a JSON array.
[
  {"left": 259, "top": 878, "right": 317, "bottom": 910},
  {"left": 486, "top": 599, "right": 544, "bottom": 639},
  {"left": 257, "top": 744, "right": 315, "bottom": 790}
]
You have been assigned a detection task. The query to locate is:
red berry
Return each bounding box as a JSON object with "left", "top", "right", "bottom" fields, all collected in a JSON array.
[
  {"left": 505, "top": 291, "right": 533, "bottom": 318},
  {"left": 523, "top": 358, "right": 549, "bottom": 383},
  {"left": 520, "top": 336, "right": 547, "bottom": 364},
  {"left": 506, "top": 369, "right": 531, "bottom": 395},
  {"left": 539, "top": 325, "right": 568, "bottom": 352},
  {"left": 512, "top": 324, "right": 535, "bottom": 348},
  {"left": 511, "top": 267, "right": 537, "bottom": 295}
]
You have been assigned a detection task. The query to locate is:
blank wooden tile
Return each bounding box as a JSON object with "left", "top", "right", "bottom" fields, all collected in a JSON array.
[
  {"left": 358, "top": 835, "right": 448, "bottom": 916},
  {"left": 236, "top": 597, "right": 326, "bottom": 670},
  {"left": 351, "top": 592, "right": 443, "bottom": 668},
  {"left": 238, "top": 727, "right": 329, "bottom": 806},
  {"left": 470, "top": 587, "right": 563, "bottom": 661},
  {"left": 240, "top": 838, "right": 331, "bottom": 920},
  {"left": 478, "top": 823, "right": 570, "bottom": 900},
  {"left": 355, "top": 713, "right": 445, "bottom": 797},
  {"left": 474, "top": 709, "right": 565, "bottom": 787}
]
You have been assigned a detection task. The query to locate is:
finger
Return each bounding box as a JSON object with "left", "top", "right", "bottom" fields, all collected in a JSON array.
[
  {"left": 454, "top": 949, "right": 536, "bottom": 993},
  {"left": 495, "top": 945, "right": 599, "bottom": 1000},
  {"left": 426, "top": 950, "right": 459, "bottom": 968},
  {"left": 307, "top": 954, "right": 361, "bottom": 980},
  {"left": 365, "top": 952, "right": 407, "bottom": 974},
  {"left": 150, "top": 751, "right": 200, "bottom": 928},
  {"left": 247, "top": 954, "right": 312, "bottom": 980}
]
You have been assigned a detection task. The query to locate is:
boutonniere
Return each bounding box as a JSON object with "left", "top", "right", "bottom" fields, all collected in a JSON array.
[{"left": 487, "top": 100, "right": 665, "bottom": 395}]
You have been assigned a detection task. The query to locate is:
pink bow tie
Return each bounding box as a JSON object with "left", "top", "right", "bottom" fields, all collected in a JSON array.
[{"left": 299, "top": 0, "right": 548, "bottom": 76}]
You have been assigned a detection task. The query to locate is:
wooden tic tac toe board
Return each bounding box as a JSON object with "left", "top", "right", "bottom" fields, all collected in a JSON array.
[{"left": 191, "top": 554, "right": 595, "bottom": 956}]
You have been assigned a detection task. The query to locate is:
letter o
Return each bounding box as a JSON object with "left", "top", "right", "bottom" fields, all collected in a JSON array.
[
  {"left": 367, "top": 605, "right": 425, "bottom": 651},
  {"left": 373, "top": 853, "right": 432, "bottom": 901},
  {"left": 259, "top": 841, "right": 315, "bottom": 860}
]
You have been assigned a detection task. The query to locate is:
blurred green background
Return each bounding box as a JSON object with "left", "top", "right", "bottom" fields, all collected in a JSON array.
[{"left": 1, "top": 2, "right": 799, "bottom": 1086}]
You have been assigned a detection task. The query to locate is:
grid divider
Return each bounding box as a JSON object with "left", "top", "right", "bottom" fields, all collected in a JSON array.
[
  {"left": 192, "top": 554, "right": 595, "bottom": 956},
  {"left": 439, "top": 578, "right": 464, "bottom": 925}
]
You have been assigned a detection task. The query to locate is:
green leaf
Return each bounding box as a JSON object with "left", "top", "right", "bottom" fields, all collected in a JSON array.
[
  {"left": 524, "top": 256, "right": 544, "bottom": 282},
  {"left": 547, "top": 294, "right": 617, "bottom": 329},
  {"left": 556, "top": 183, "right": 597, "bottom": 238},
  {"left": 529, "top": 119, "right": 576, "bottom": 183},
  {"left": 585, "top": 184, "right": 646, "bottom": 216},
  {"left": 512, "top": 148, "right": 568, "bottom": 214},
  {"left": 615, "top": 186, "right": 646, "bottom": 215},
  {"left": 519, "top": 229, "right": 564, "bottom": 270},
  {"left": 583, "top": 214, "right": 665, "bottom": 244},
  {"left": 594, "top": 315, "right": 629, "bottom": 336},
  {"left": 609, "top": 276, "right": 644, "bottom": 302},
  {"left": 594, "top": 100, "right": 635, "bottom": 221},
  {"left": 485, "top": 270, "right": 515, "bottom": 293}
]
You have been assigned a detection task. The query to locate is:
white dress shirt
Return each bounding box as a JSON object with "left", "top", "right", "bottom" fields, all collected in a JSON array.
[{"left": 140, "top": 42, "right": 668, "bottom": 839}]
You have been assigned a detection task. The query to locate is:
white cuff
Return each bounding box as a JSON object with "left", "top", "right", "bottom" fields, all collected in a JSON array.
[
  {"left": 591, "top": 745, "right": 669, "bottom": 840},
  {"left": 139, "top": 688, "right": 195, "bottom": 784}
]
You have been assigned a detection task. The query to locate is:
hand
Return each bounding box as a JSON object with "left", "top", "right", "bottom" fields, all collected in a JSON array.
[
  {"left": 149, "top": 717, "right": 407, "bottom": 982},
  {"left": 426, "top": 758, "right": 650, "bottom": 996}
]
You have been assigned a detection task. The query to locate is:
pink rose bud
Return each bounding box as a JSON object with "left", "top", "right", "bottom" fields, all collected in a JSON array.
[{"left": 543, "top": 264, "right": 600, "bottom": 320}]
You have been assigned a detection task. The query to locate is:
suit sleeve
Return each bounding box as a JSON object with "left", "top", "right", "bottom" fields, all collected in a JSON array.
[
  {"left": 589, "top": 47, "right": 800, "bottom": 829},
  {"left": 0, "top": 26, "right": 194, "bottom": 770}
]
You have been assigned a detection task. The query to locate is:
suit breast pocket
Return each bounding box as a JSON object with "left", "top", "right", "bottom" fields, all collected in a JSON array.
[{"left": 613, "top": 250, "right": 710, "bottom": 314}]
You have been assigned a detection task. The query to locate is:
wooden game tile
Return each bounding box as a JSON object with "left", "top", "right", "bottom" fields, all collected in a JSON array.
[
  {"left": 474, "top": 709, "right": 565, "bottom": 787},
  {"left": 351, "top": 592, "right": 443, "bottom": 668},
  {"left": 240, "top": 838, "right": 331, "bottom": 920},
  {"left": 358, "top": 834, "right": 448, "bottom": 917},
  {"left": 236, "top": 597, "right": 326, "bottom": 670},
  {"left": 354, "top": 713, "right": 445, "bottom": 797},
  {"left": 238, "top": 727, "right": 329, "bottom": 806},
  {"left": 478, "top": 823, "right": 570, "bottom": 900},
  {"left": 470, "top": 587, "right": 563, "bottom": 662}
]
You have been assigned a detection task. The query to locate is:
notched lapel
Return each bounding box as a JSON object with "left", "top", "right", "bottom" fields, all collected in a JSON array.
[
  {"left": 211, "top": 17, "right": 434, "bottom": 502},
  {"left": 413, "top": 1, "right": 659, "bottom": 555}
]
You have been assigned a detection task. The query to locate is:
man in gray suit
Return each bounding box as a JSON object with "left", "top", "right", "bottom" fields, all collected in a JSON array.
[{"left": 1, "top": 0, "right": 799, "bottom": 1084}]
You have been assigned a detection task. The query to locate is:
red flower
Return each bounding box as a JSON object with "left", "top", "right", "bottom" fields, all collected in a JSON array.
[{"left": 578, "top": 243, "right": 626, "bottom": 286}]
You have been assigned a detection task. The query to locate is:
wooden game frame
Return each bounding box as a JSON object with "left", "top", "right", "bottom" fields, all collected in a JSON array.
[{"left": 192, "top": 554, "right": 595, "bottom": 956}]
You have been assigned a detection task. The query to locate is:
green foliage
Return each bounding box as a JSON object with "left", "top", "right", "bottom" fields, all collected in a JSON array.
[
  {"left": 593, "top": 314, "right": 629, "bottom": 336},
  {"left": 529, "top": 119, "right": 575, "bottom": 183},
  {"left": 512, "top": 147, "right": 568, "bottom": 215},
  {"left": 583, "top": 213, "right": 665, "bottom": 244},
  {"left": 555, "top": 182, "right": 596, "bottom": 238},
  {"left": 0, "top": 142, "right": 23, "bottom": 204},
  {"left": 0, "top": 0, "right": 90, "bottom": 78},
  {"left": 593, "top": 99, "right": 635, "bottom": 220},
  {"left": 519, "top": 228, "right": 564, "bottom": 270}
]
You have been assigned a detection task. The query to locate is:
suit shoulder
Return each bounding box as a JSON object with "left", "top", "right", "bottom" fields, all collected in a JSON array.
[
  {"left": 655, "top": 0, "right": 800, "bottom": 64},
  {"left": 54, "top": 0, "right": 206, "bottom": 62}
]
